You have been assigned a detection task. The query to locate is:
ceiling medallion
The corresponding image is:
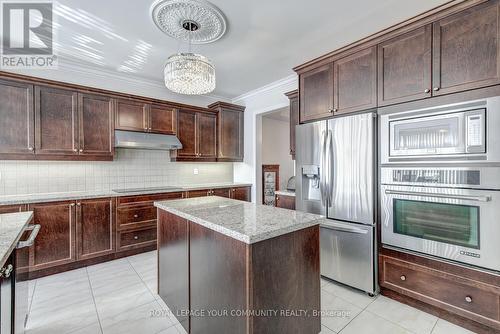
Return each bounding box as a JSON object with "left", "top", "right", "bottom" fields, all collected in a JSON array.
[
  {"left": 151, "top": 0, "right": 227, "bottom": 44},
  {"left": 151, "top": 0, "right": 225, "bottom": 95}
]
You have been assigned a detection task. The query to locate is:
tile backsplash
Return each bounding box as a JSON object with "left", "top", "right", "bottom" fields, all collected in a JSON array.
[{"left": 0, "top": 149, "right": 234, "bottom": 196}]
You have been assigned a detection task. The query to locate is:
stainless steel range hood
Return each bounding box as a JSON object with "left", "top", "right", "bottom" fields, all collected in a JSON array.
[{"left": 114, "top": 130, "right": 182, "bottom": 150}]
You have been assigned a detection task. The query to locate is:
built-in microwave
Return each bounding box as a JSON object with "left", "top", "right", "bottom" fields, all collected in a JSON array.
[{"left": 380, "top": 96, "right": 500, "bottom": 165}]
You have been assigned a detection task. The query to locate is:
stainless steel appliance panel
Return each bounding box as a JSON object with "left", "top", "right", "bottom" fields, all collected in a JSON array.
[
  {"left": 296, "top": 121, "right": 327, "bottom": 215},
  {"left": 381, "top": 184, "right": 500, "bottom": 272},
  {"left": 320, "top": 221, "right": 375, "bottom": 293},
  {"left": 380, "top": 96, "right": 500, "bottom": 165},
  {"left": 327, "top": 113, "right": 376, "bottom": 225}
]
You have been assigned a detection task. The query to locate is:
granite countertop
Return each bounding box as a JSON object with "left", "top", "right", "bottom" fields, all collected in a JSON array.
[
  {"left": 275, "top": 190, "right": 296, "bottom": 197},
  {"left": 0, "top": 212, "right": 33, "bottom": 268},
  {"left": 0, "top": 182, "right": 252, "bottom": 206},
  {"left": 155, "top": 196, "right": 324, "bottom": 244}
]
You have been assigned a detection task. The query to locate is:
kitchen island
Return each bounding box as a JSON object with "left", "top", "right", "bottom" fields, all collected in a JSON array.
[{"left": 155, "top": 196, "right": 324, "bottom": 334}]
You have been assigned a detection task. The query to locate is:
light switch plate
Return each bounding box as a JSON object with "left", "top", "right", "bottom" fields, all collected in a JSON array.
[{"left": 193, "top": 168, "right": 199, "bottom": 175}]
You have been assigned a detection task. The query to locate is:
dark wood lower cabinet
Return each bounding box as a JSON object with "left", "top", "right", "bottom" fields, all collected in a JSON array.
[
  {"left": 230, "top": 187, "right": 251, "bottom": 201},
  {"left": 379, "top": 249, "right": 500, "bottom": 333},
  {"left": 76, "top": 198, "right": 115, "bottom": 261},
  {"left": 186, "top": 187, "right": 251, "bottom": 202},
  {"left": 275, "top": 194, "right": 295, "bottom": 210},
  {"left": 29, "top": 201, "right": 76, "bottom": 271}
]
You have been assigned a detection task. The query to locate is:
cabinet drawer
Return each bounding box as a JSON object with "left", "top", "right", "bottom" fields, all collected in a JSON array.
[
  {"left": 117, "top": 205, "right": 156, "bottom": 227},
  {"left": 118, "top": 228, "right": 156, "bottom": 250},
  {"left": 381, "top": 256, "right": 500, "bottom": 322}
]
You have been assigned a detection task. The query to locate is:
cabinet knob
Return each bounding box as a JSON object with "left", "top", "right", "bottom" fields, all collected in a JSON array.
[
  {"left": 73, "top": 148, "right": 78, "bottom": 152},
  {"left": 133, "top": 214, "right": 139, "bottom": 218},
  {"left": 424, "top": 89, "right": 430, "bottom": 93},
  {"left": 328, "top": 108, "right": 334, "bottom": 113},
  {"left": 28, "top": 147, "right": 34, "bottom": 151},
  {"left": 433, "top": 87, "right": 440, "bottom": 91},
  {"left": 333, "top": 108, "right": 338, "bottom": 112},
  {"left": 76, "top": 203, "right": 81, "bottom": 206},
  {"left": 133, "top": 236, "right": 139, "bottom": 240},
  {"left": 79, "top": 149, "right": 83, "bottom": 153},
  {"left": 149, "top": 127, "right": 152, "bottom": 130},
  {"left": 465, "top": 296, "right": 472, "bottom": 303},
  {"left": 70, "top": 203, "right": 75, "bottom": 207},
  {"left": 276, "top": 196, "right": 280, "bottom": 200},
  {"left": 400, "top": 275, "right": 406, "bottom": 281}
]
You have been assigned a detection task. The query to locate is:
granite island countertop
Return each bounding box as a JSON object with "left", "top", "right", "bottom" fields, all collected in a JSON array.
[
  {"left": 155, "top": 196, "right": 325, "bottom": 244},
  {"left": 0, "top": 182, "right": 252, "bottom": 206},
  {"left": 0, "top": 212, "right": 33, "bottom": 267}
]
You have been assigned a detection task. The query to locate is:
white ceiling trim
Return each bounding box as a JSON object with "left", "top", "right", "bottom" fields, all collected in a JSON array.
[
  {"left": 56, "top": 60, "right": 230, "bottom": 101},
  {"left": 232, "top": 74, "right": 297, "bottom": 104}
]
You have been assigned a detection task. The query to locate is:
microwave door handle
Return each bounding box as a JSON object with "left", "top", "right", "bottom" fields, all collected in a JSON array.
[
  {"left": 16, "top": 224, "right": 41, "bottom": 249},
  {"left": 384, "top": 189, "right": 491, "bottom": 202}
]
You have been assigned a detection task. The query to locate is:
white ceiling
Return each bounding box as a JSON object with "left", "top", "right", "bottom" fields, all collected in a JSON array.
[{"left": 46, "top": 0, "right": 448, "bottom": 99}]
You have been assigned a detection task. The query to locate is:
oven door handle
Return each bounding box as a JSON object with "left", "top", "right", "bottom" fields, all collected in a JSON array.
[{"left": 384, "top": 189, "right": 491, "bottom": 202}]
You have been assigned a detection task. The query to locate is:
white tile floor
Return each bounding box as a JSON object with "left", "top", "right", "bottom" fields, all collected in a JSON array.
[{"left": 25, "top": 251, "right": 475, "bottom": 334}]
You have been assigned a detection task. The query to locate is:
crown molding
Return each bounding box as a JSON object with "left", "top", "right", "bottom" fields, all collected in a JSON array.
[
  {"left": 231, "top": 74, "right": 298, "bottom": 104},
  {"left": 56, "top": 60, "right": 231, "bottom": 101}
]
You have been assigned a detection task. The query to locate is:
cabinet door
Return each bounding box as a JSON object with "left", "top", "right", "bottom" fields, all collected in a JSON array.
[
  {"left": 432, "top": 0, "right": 500, "bottom": 96},
  {"left": 29, "top": 201, "right": 76, "bottom": 270},
  {"left": 230, "top": 187, "right": 251, "bottom": 202},
  {"left": 115, "top": 99, "right": 149, "bottom": 132},
  {"left": 218, "top": 108, "right": 243, "bottom": 161},
  {"left": 76, "top": 198, "right": 114, "bottom": 261},
  {"left": 187, "top": 189, "right": 211, "bottom": 198},
  {"left": 176, "top": 109, "right": 197, "bottom": 158},
  {"left": 78, "top": 93, "right": 114, "bottom": 158},
  {"left": 150, "top": 104, "right": 177, "bottom": 135},
  {"left": 287, "top": 91, "right": 299, "bottom": 159},
  {"left": 378, "top": 25, "right": 432, "bottom": 106},
  {"left": 0, "top": 79, "right": 34, "bottom": 157},
  {"left": 275, "top": 194, "right": 296, "bottom": 210},
  {"left": 299, "top": 63, "right": 334, "bottom": 123},
  {"left": 212, "top": 188, "right": 230, "bottom": 198},
  {"left": 35, "top": 86, "right": 78, "bottom": 156},
  {"left": 334, "top": 46, "right": 377, "bottom": 114},
  {"left": 197, "top": 112, "right": 217, "bottom": 159},
  {"left": 0, "top": 205, "right": 24, "bottom": 214}
]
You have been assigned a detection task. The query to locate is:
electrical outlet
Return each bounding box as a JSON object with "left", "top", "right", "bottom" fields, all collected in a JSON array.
[{"left": 193, "top": 168, "right": 199, "bottom": 175}]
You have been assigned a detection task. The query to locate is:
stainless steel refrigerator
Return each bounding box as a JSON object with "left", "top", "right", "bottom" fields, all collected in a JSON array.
[{"left": 296, "top": 112, "right": 377, "bottom": 294}]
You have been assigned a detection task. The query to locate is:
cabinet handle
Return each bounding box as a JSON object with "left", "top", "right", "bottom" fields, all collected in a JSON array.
[
  {"left": 133, "top": 214, "right": 139, "bottom": 218},
  {"left": 424, "top": 89, "right": 430, "bottom": 93},
  {"left": 400, "top": 275, "right": 406, "bottom": 281},
  {"left": 133, "top": 235, "right": 139, "bottom": 240},
  {"left": 465, "top": 296, "right": 472, "bottom": 303},
  {"left": 433, "top": 87, "right": 440, "bottom": 91}
]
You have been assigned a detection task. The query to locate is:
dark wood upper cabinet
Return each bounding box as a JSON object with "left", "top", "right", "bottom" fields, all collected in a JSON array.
[
  {"left": 334, "top": 46, "right": 377, "bottom": 114},
  {"left": 0, "top": 79, "right": 34, "bottom": 157},
  {"left": 175, "top": 109, "right": 197, "bottom": 159},
  {"left": 115, "top": 99, "right": 149, "bottom": 132},
  {"left": 208, "top": 102, "right": 245, "bottom": 162},
  {"left": 173, "top": 109, "right": 217, "bottom": 161},
  {"left": 285, "top": 90, "right": 299, "bottom": 160},
  {"left": 149, "top": 104, "right": 177, "bottom": 135},
  {"left": 197, "top": 112, "right": 217, "bottom": 159},
  {"left": 299, "top": 63, "right": 334, "bottom": 122},
  {"left": 76, "top": 198, "right": 114, "bottom": 261},
  {"left": 378, "top": 25, "right": 432, "bottom": 106},
  {"left": 35, "top": 86, "right": 79, "bottom": 156},
  {"left": 432, "top": 0, "right": 500, "bottom": 96},
  {"left": 78, "top": 93, "right": 114, "bottom": 158},
  {"left": 28, "top": 201, "right": 76, "bottom": 271}
]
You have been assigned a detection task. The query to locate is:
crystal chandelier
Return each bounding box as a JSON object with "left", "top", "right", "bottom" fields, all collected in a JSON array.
[
  {"left": 164, "top": 52, "right": 215, "bottom": 95},
  {"left": 151, "top": 0, "right": 227, "bottom": 95}
]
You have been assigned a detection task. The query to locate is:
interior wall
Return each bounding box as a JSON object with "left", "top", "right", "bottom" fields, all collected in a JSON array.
[
  {"left": 232, "top": 74, "right": 298, "bottom": 203},
  {"left": 0, "top": 149, "right": 234, "bottom": 196},
  {"left": 261, "top": 117, "right": 294, "bottom": 191}
]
